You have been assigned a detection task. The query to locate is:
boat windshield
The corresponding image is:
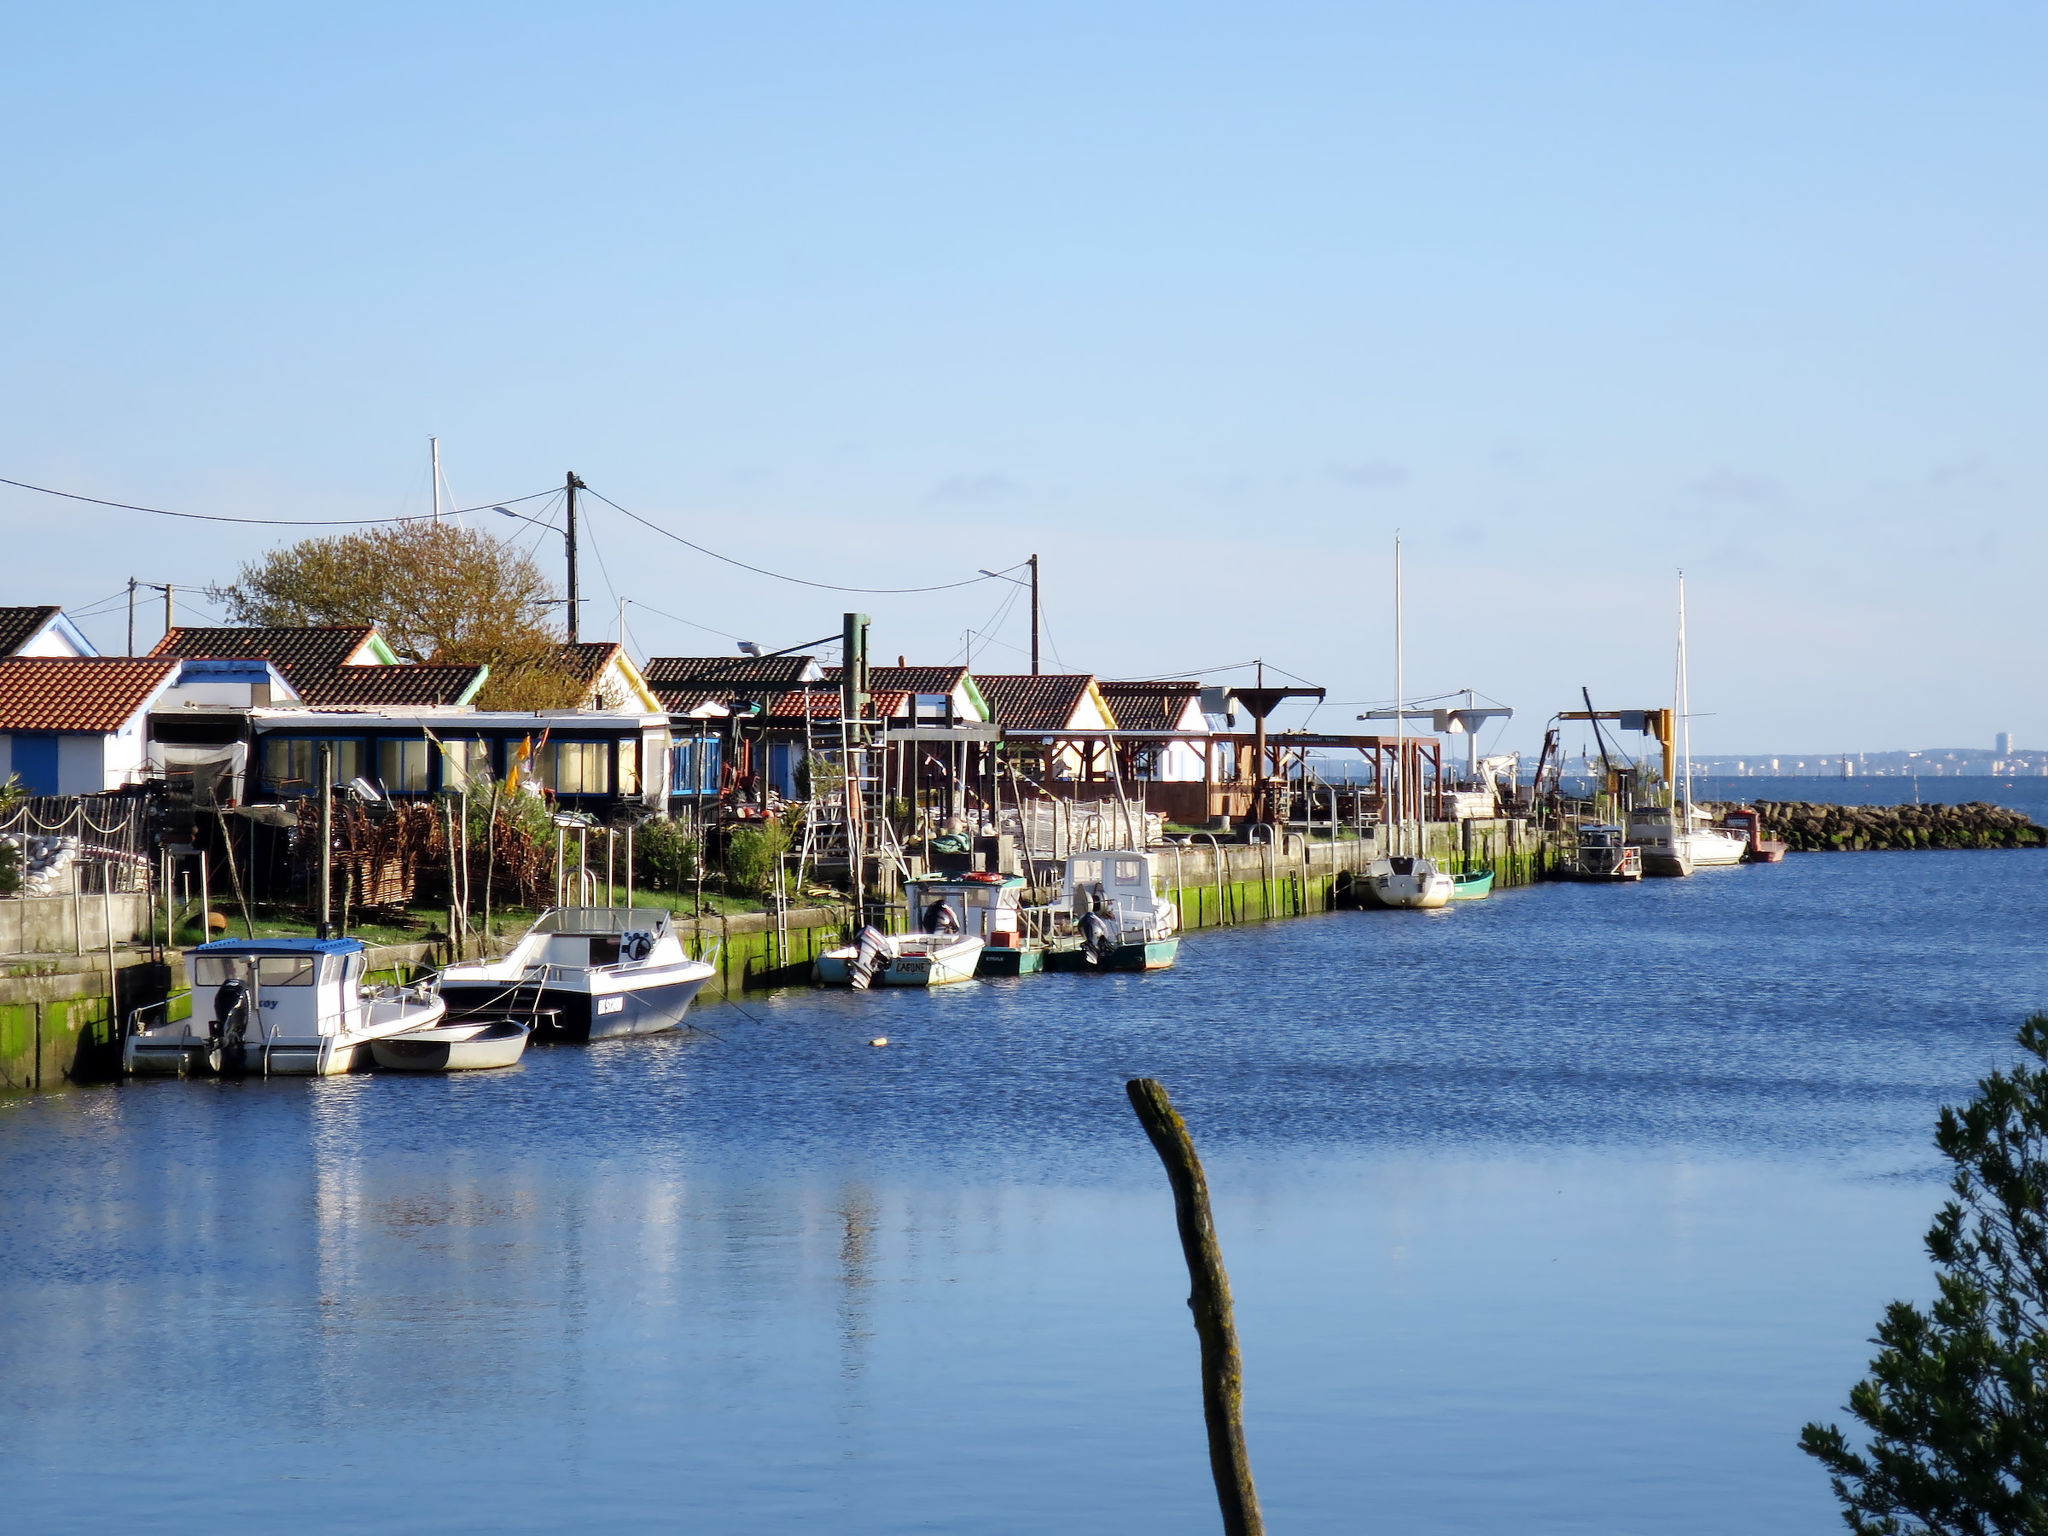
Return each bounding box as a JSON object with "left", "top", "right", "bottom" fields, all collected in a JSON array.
[{"left": 535, "top": 907, "right": 670, "bottom": 937}]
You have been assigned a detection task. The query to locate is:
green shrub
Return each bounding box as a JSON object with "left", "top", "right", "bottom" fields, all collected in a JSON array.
[
  {"left": 0, "top": 838, "right": 18, "bottom": 898},
  {"left": 723, "top": 821, "right": 790, "bottom": 897},
  {"left": 635, "top": 817, "right": 700, "bottom": 892}
]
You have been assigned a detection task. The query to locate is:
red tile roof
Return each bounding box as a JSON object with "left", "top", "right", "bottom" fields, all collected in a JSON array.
[
  {"left": 1097, "top": 681, "right": 1204, "bottom": 733},
  {"left": 0, "top": 606, "right": 63, "bottom": 657},
  {"left": 151, "top": 625, "right": 486, "bottom": 706},
  {"left": 553, "top": 642, "right": 623, "bottom": 686},
  {"left": 0, "top": 658, "right": 178, "bottom": 732},
  {"left": 152, "top": 624, "right": 375, "bottom": 681},
  {"left": 821, "top": 664, "right": 970, "bottom": 697},
  {"left": 645, "top": 655, "right": 819, "bottom": 689},
  {"left": 973, "top": 674, "right": 1106, "bottom": 732},
  {"left": 769, "top": 687, "right": 909, "bottom": 720},
  {"left": 305, "top": 665, "right": 487, "bottom": 707}
]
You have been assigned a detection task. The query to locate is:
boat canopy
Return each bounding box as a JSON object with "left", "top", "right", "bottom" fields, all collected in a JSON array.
[{"left": 187, "top": 935, "right": 365, "bottom": 957}]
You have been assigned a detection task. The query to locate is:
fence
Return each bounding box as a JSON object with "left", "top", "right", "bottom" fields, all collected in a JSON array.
[{"left": 0, "top": 794, "right": 152, "bottom": 898}]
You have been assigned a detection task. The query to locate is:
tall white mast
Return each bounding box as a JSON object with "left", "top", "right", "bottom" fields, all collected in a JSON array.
[
  {"left": 1677, "top": 570, "right": 1692, "bottom": 817},
  {"left": 430, "top": 436, "right": 441, "bottom": 524},
  {"left": 1394, "top": 532, "right": 1405, "bottom": 856}
]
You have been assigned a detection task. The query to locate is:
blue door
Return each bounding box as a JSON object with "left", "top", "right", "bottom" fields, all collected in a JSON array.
[{"left": 11, "top": 734, "right": 59, "bottom": 795}]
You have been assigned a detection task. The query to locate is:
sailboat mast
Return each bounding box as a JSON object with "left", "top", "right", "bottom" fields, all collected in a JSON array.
[
  {"left": 1677, "top": 571, "right": 1692, "bottom": 816},
  {"left": 429, "top": 436, "right": 441, "bottom": 523},
  {"left": 1394, "top": 533, "right": 1405, "bottom": 857}
]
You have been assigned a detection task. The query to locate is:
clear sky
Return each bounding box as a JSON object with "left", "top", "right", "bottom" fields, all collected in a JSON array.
[{"left": 2, "top": 2, "right": 2041, "bottom": 755}]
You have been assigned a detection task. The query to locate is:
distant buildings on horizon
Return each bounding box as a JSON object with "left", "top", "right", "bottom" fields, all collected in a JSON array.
[{"left": 1559, "top": 738, "right": 2045, "bottom": 780}]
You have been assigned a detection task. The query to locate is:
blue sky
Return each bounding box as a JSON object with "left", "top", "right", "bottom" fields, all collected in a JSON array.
[{"left": 2, "top": 2, "right": 2041, "bottom": 754}]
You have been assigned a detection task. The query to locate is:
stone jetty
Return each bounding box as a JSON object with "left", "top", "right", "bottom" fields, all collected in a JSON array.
[{"left": 1749, "top": 800, "right": 2046, "bottom": 852}]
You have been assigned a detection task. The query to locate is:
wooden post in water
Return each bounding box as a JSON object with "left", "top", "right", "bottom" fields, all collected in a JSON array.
[{"left": 1124, "top": 1078, "right": 1265, "bottom": 1536}]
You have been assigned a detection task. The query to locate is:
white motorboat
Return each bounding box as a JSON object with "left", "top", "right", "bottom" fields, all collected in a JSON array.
[
  {"left": 437, "top": 907, "right": 716, "bottom": 1041},
  {"left": 371, "top": 1017, "right": 531, "bottom": 1072},
  {"left": 1628, "top": 805, "right": 1695, "bottom": 878},
  {"left": 816, "top": 925, "right": 985, "bottom": 988},
  {"left": 1366, "top": 854, "right": 1453, "bottom": 909},
  {"left": 123, "top": 936, "right": 446, "bottom": 1078}
]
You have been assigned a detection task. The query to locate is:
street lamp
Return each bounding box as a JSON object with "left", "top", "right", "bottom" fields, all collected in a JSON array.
[{"left": 977, "top": 556, "right": 1040, "bottom": 674}]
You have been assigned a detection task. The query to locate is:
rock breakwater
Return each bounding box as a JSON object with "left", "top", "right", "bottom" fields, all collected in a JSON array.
[{"left": 1749, "top": 800, "right": 2046, "bottom": 852}]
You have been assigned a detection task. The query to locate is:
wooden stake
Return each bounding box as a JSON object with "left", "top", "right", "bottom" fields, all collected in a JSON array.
[{"left": 1124, "top": 1078, "right": 1265, "bottom": 1536}]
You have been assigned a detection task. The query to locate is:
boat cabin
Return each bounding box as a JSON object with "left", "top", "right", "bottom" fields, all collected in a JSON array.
[
  {"left": 514, "top": 907, "right": 675, "bottom": 969},
  {"left": 187, "top": 936, "right": 368, "bottom": 1040},
  {"left": 1061, "top": 850, "right": 1177, "bottom": 935},
  {"left": 905, "top": 874, "right": 1025, "bottom": 942}
]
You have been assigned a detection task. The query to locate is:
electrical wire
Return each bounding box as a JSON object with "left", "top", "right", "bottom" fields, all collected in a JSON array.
[
  {"left": 623, "top": 599, "right": 749, "bottom": 646},
  {"left": 585, "top": 486, "right": 1027, "bottom": 595},
  {"left": 0, "top": 474, "right": 559, "bottom": 527}
]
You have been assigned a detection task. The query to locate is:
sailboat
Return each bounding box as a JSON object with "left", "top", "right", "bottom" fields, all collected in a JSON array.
[
  {"left": 1367, "top": 535, "right": 1453, "bottom": 910},
  {"left": 1632, "top": 574, "right": 1747, "bottom": 876}
]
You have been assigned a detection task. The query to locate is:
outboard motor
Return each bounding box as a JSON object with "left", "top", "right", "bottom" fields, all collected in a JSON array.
[
  {"left": 1078, "top": 910, "right": 1116, "bottom": 968},
  {"left": 207, "top": 977, "right": 251, "bottom": 1077},
  {"left": 848, "top": 925, "right": 888, "bottom": 991}
]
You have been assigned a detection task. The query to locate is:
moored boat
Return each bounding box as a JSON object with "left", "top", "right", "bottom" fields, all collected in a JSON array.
[
  {"left": 1558, "top": 823, "right": 1643, "bottom": 881},
  {"left": 372, "top": 1018, "right": 531, "bottom": 1072},
  {"left": 1366, "top": 854, "right": 1453, "bottom": 909},
  {"left": 816, "top": 927, "right": 986, "bottom": 987},
  {"left": 437, "top": 907, "right": 716, "bottom": 1041},
  {"left": 1449, "top": 868, "right": 1494, "bottom": 900},
  {"left": 1719, "top": 807, "right": 1788, "bottom": 863},
  {"left": 1043, "top": 849, "right": 1181, "bottom": 971},
  {"left": 123, "top": 936, "right": 445, "bottom": 1078}
]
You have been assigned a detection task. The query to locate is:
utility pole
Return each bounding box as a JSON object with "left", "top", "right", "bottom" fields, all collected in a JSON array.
[
  {"left": 1029, "top": 554, "right": 1041, "bottom": 675},
  {"left": 564, "top": 471, "right": 585, "bottom": 642},
  {"left": 430, "top": 436, "right": 441, "bottom": 523},
  {"left": 318, "top": 742, "right": 334, "bottom": 937},
  {"left": 163, "top": 583, "right": 174, "bottom": 641},
  {"left": 126, "top": 578, "right": 137, "bottom": 655}
]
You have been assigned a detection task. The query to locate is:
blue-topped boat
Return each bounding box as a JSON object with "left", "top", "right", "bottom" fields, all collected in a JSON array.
[{"left": 123, "top": 935, "right": 446, "bottom": 1078}]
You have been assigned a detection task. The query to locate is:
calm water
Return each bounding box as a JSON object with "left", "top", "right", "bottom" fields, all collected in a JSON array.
[{"left": 6, "top": 851, "right": 2048, "bottom": 1533}]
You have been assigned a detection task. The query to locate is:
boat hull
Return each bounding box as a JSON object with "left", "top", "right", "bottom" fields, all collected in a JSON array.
[
  {"left": 439, "top": 969, "right": 711, "bottom": 1042},
  {"left": 372, "top": 1020, "right": 530, "bottom": 1072},
  {"left": 1449, "top": 871, "right": 1493, "bottom": 900},
  {"left": 816, "top": 937, "right": 985, "bottom": 987},
  {"left": 1367, "top": 875, "right": 1451, "bottom": 909},
  {"left": 1045, "top": 937, "right": 1179, "bottom": 972},
  {"left": 976, "top": 945, "right": 1044, "bottom": 977}
]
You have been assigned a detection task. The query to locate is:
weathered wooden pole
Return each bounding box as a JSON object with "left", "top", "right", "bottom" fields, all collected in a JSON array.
[{"left": 1124, "top": 1077, "right": 1265, "bottom": 1536}]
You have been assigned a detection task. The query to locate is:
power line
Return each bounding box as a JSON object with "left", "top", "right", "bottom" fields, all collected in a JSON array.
[
  {"left": 585, "top": 486, "right": 1027, "bottom": 595},
  {"left": 0, "top": 474, "right": 558, "bottom": 527}
]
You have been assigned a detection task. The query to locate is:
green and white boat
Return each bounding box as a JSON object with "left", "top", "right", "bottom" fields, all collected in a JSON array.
[
  {"left": 1043, "top": 850, "right": 1182, "bottom": 973},
  {"left": 1449, "top": 869, "right": 1494, "bottom": 900}
]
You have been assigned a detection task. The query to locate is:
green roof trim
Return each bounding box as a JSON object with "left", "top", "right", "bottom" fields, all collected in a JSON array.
[
  {"left": 454, "top": 665, "right": 489, "bottom": 706},
  {"left": 363, "top": 632, "right": 403, "bottom": 666}
]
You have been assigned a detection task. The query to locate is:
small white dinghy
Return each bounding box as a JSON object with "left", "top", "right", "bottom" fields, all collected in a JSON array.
[{"left": 371, "top": 1017, "right": 531, "bottom": 1072}]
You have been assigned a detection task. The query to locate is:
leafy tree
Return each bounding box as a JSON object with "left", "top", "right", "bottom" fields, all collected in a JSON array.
[
  {"left": 1801, "top": 1016, "right": 2048, "bottom": 1534},
  {"left": 723, "top": 821, "right": 789, "bottom": 897},
  {"left": 226, "top": 521, "right": 585, "bottom": 708}
]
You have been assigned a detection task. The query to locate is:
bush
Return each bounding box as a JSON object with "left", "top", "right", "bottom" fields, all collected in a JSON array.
[
  {"left": 0, "top": 837, "right": 17, "bottom": 898},
  {"left": 635, "top": 817, "right": 700, "bottom": 893},
  {"left": 723, "top": 821, "right": 790, "bottom": 897},
  {"left": 1801, "top": 1014, "right": 2048, "bottom": 1532}
]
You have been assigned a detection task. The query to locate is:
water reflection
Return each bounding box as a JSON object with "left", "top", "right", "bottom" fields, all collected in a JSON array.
[{"left": 0, "top": 852, "right": 2041, "bottom": 1534}]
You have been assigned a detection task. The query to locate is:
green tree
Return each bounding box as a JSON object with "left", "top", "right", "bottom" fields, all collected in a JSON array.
[
  {"left": 226, "top": 521, "right": 585, "bottom": 708},
  {"left": 723, "top": 821, "right": 789, "bottom": 897},
  {"left": 1801, "top": 1016, "right": 2048, "bottom": 1534}
]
